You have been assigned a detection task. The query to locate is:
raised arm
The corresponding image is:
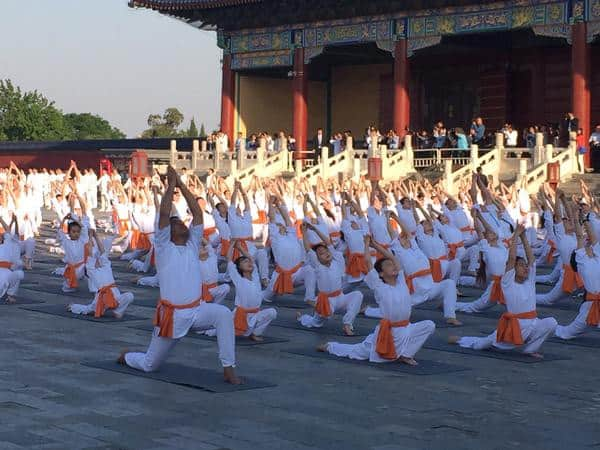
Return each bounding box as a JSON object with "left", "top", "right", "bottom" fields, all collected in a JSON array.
[
  {"left": 504, "top": 225, "right": 523, "bottom": 272},
  {"left": 158, "top": 166, "right": 177, "bottom": 230},
  {"left": 177, "top": 172, "right": 203, "bottom": 226}
]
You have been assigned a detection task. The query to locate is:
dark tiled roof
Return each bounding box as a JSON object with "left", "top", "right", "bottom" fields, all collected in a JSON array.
[{"left": 128, "top": 0, "right": 262, "bottom": 10}]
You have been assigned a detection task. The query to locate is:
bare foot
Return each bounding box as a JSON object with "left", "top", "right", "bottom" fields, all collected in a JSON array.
[
  {"left": 296, "top": 311, "right": 302, "bottom": 321},
  {"left": 447, "top": 335, "right": 461, "bottom": 344},
  {"left": 116, "top": 349, "right": 129, "bottom": 365},
  {"left": 359, "top": 303, "right": 368, "bottom": 315},
  {"left": 399, "top": 356, "right": 419, "bottom": 366},
  {"left": 223, "top": 366, "right": 243, "bottom": 385},
  {"left": 342, "top": 324, "right": 354, "bottom": 336},
  {"left": 249, "top": 334, "right": 264, "bottom": 342},
  {"left": 66, "top": 303, "right": 73, "bottom": 311},
  {"left": 261, "top": 278, "right": 268, "bottom": 289},
  {"left": 456, "top": 290, "right": 464, "bottom": 297},
  {"left": 528, "top": 352, "right": 544, "bottom": 360},
  {"left": 6, "top": 296, "right": 16, "bottom": 304},
  {"left": 112, "top": 310, "right": 123, "bottom": 320},
  {"left": 446, "top": 318, "right": 463, "bottom": 326},
  {"left": 316, "top": 343, "right": 328, "bottom": 352}
]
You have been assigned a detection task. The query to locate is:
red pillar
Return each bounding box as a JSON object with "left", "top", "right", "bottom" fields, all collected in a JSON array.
[
  {"left": 293, "top": 47, "right": 308, "bottom": 159},
  {"left": 393, "top": 39, "right": 410, "bottom": 137},
  {"left": 220, "top": 54, "right": 235, "bottom": 149},
  {"left": 572, "top": 22, "right": 591, "bottom": 167}
]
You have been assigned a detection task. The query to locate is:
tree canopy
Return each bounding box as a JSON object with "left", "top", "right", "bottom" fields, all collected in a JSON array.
[
  {"left": 141, "top": 107, "right": 187, "bottom": 138},
  {"left": 64, "top": 113, "right": 126, "bottom": 140}
]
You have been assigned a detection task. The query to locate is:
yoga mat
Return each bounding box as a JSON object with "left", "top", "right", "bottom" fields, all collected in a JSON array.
[
  {"left": 423, "top": 337, "right": 570, "bottom": 363},
  {"left": 0, "top": 297, "right": 44, "bottom": 306},
  {"left": 361, "top": 310, "right": 470, "bottom": 329},
  {"left": 19, "top": 304, "right": 146, "bottom": 323},
  {"left": 272, "top": 317, "right": 371, "bottom": 337},
  {"left": 413, "top": 302, "right": 503, "bottom": 321},
  {"left": 130, "top": 324, "right": 289, "bottom": 346},
  {"left": 284, "top": 348, "right": 470, "bottom": 375},
  {"left": 547, "top": 335, "right": 600, "bottom": 348},
  {"left": 20, "top": 284, "right": 94, "bottom": 299},
  {"left": 264, "top": 296, "right": 312, "bottom": 309},
  {"left": 82, "top": 360, "right": 276, "bottom": 393}
]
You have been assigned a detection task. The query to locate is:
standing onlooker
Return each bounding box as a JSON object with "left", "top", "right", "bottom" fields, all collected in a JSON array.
[
  {"left": 469, "top": 117, "right": 485, "bottom": 146},
  {"left": 560, "top": 112, "right": 579, "bottom": 147},
  {"left": 503, "top": 123, "right": 518, "bottom": 148},
  {"left": 524, "top": 126, "right": 536, "bottom": 150},
  {"left": 433, "top": 121, "right": 447, "bottom": 148},
  {"left": 312, "top": 128, "right": 326, "bottom": 164},
  {"left": 576, "top": 128, "right": 587, "bottom": 173},
  {"left": 386, "top": 130, "right": 400, "bottom": 150},
  {"left": 329, "top": 132, "right": 343, "bottom": 155},
  {"left": 589, "top": 124, "right": 600, "bottom": 172}
]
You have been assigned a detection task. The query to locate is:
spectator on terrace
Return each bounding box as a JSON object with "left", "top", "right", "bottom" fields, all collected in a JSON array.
[
  {"left": 469, "top": 117, "right": 485, "bottom": 145},
  {"left": 433, "top": 121, "right": 447, "bottom": 148},
  {"left": 386, "top": 130, "right": 400, "bottom": 150}
]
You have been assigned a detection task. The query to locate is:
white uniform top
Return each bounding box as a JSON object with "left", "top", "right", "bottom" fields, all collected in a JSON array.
[
  {"left": 227, "top": 261, "right": 263, "bottom": 309},
  {"left": 85, "top": 252, "right": 115, "bottom": 293},
  {"left": 392, "top": 239, "right": 434, "bottom": 293},
  {"left": 0, "top": 233, "right": 21, "bottom": 268},
  {"left": 58, "top": 217, "right": 90, "bottom": 264},
  {"left": 396, "top": 205, "right": 417, "bottom": 235},
  {"left": 501, "top": 267, "right": 536, "bottom": 314},
  {"left": 480, "top": 239, "right": 509, "bottom": 277},
  {"left": 212, "top": 211, "right": 231, "bottom": 240},
  {"left": 367, "top": 207, "right": 392, "bottom": 245},
  {"left": 268, "top": 225, "right": 304, "bottom": 270},
  {"left": 542, "top": 210, "right": 556, "bottom": 242},
  {"left": 303, "top": 216, "right": 329, "bottom": 246},
  {"left": 575, "top": 245, "right": 600, "bottom": 293},
  {"left": 199, "top": 246, "right": 219, "bottom": 284},
  {"left": 306, "top": 245, "right": 345, "bottom": 293},
  {"left": 364, "top": 269, "right": 411, "bottom": 322},
  {"left": 154, "top": 221, "right": 203, "bottom": 339},
  {"left": 554, "top": 224, "right": 577, "bottom": 263},
  {"left": 443, "top": 204, "right": 472, "bottom": 232},
  {"left": 415, "top": 225, "right": 447, "bottom": 259},
  {"left": 227, "top": 207, "right": 253, "bottom": 238},
  {"left": 341, "top": 218, "right": 369, "bottom": 254},
  {"left": 434, "top": 221, "right": 463, "bottom": 245}
]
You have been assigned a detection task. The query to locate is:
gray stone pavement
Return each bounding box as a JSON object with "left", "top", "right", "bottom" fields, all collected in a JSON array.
[{"left": 1, "top": 226, "right": 599, "bottom": 449}]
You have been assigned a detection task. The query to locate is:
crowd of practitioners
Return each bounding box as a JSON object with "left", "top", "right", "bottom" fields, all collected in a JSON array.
[{"left": 2, "top": 159, "right": 600, "bottom": 384}]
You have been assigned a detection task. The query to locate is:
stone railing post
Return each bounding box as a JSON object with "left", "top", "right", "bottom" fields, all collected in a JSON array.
[
  {"left": 201, "top": 140, "right": 207, "bottom": 152},
  {"left": 191, "top": 139, "right": 200, "bottom": 171},
  {"left": 353, "top": 158, "right": 361, "bottom": 179},
  {"left": 444, "top": 159, "right": 454, "bottom": 193},
  {"left": 321, "top": 147, "right": 329, "bottom": 179},
  {"left": 545, "top": 144, "right": 554, "bottom": 163},
  {"left": 346, "top": 136, "right": 354, "bottom": 174},
  {"left": 257, "top": 138, "right": 266, "bottom": 170},
  {"left": 470, "top": 144, "right": 479, "bottom": 171},
  {"left": 169, "top": 139, "right": 177, "bottom": 166},
  {"left": 404, "top": 134, "right": 414, "bottom": 169},
  {"left": 229, "top": 160, "right": 237, "bottom": 179},
  {"left": 533, "top": 132, "right": 544, "bottom": 165},
  {"left": 495, "top": 132, "right": 504, "bottom": 151},
  {"left": 518, "top": 158, "right": 529, "bottom": 182},
  {"left": 380, "top": 145, "right": 388, "bottom": 179},
  {"left": 214, "top": 140, "right": 223, "bottom": 172},
  {"left": 295, "top": 158, "right": 302, "bottom": 178},
  {"left": 237, "top": 138, "right": 246, "bottom": 171}
]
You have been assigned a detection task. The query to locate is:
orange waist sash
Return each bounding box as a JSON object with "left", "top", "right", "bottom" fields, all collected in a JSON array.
[
  {"left": 496, "top": 310, "right": 537, "bottom": 345},
  {"left": 234, "top": 306, "right": 260, "bottom": 336},
  {"left": 562, "top": 264, "right": 584, "bottom": 293},
  {"left": 153, "top": 297, "right": 202, "bottom": 338},
  {"left": 405, "top": 269, "right": 432, "bottom": 294},
  {"left": 95, "top": 283, "right": 118, "bottom": 318},
  {"left": 585, "top": 292, "right": 600, "bottom": 326},
  {"left": 273, "top": 262, "right": 302, "bottom": 294},
  {"left": 490, "top": 275, "right": 505, "bottom": 305},
  {"left": 345, "top": 252, "right": 368, "bottom": 278},
  {"left": 315, "top": 289, "right": 342, "bottom": 317},
  {"left": 201, "top": 282, "right": 218, "bottom": 302},
  {"left": 447, "top": 241, "right": 464, "bottom": 260},
  {"left": 375, "top": 319, "right": 409, "bottom": 360}
]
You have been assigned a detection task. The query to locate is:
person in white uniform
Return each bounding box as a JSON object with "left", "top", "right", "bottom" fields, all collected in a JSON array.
[
  {"left": 319, "top": 235, "right": 435, "bottom": 365},
  {"left": 119, "top": 166, "right": 241, "bottom": 385}
]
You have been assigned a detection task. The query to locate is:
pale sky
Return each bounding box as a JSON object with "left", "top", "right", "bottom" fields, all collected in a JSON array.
[{"left": 0, "top": 0, "right": 222, "bottom": 137}]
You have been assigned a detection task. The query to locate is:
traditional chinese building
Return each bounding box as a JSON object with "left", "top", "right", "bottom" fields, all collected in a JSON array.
[{"left": 130, "top": 0, "right": 600, "bottom": 165}]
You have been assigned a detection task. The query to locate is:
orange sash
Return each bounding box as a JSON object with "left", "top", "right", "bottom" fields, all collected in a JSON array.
[
  {"left": 376, "top": 319, "right": 409, "bottom": 359},
  {"left": 234, "top": 306, "right": 260, "bottom": 336},
  {"left": 252, "top": 210, "right": 268, "bottom": 225},
  {"left": 447, "top": 241, "right": 464, "bottom": 260},
  {"left": 496, "top": 310, "right": 537, "bottom": 345},
  {"left": 153, "top": 297, "right": 202, "bottom": 338},
  {"left": 546, "top": 240, "right": 556, "bottom": 264},
  {"left": 429, "top": 256, "right": 447, "bottom": 283},
  {"left": 315, "top": 289, "right": 342, "bottom": 317},
  {"left": 405, "top": 269, "right": 432, "bottom": 294},
  {"left": 562, "top": 264, "right": 584, "bottom": 293},
  {"left": 345, "top": 251, "right": 368, "bottom": 278},
  {"left": 220, "top": 239, "right": 230, "bottom": 257},
  {"left": 490, "top": 275, "right": 505, "bottom": 305},
  {"left": 130, "top": 230, "right": 152, "bottom": 251},
  {"left": 232, "top": 236, "right": 252, "bottom": 261},
  {"left": 0, "top": 261, "right": 11, "bottom": 269},
  {"left": 201, "top": 282, "right": 218, "bottom": 302},
  {"left": 585, "top": 292, "right": 600, "bottom": 326},
  {"left": 94, "top": 283, "right": 118, "bottom": 317},
  {"left": 295, "top": 219, "right": 303, "bottom": 238},
  {"left": 118, "top": 218, "right": 130, "bottom": 236},
  {"left": 203, "top": 226, "right": 217, "bottom": 240},
  {"left": 64, "top": 243, "right": 91, "bottom": 289},
  {"left": 273, "top": 262, "right": 302, "bottom": 294}
]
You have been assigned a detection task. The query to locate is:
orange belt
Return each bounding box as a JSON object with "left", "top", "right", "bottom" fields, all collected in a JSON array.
[
  {"left": 585, "top": 292, "right": 600, "bottom": 326},
  {"left": 118, "top": 218, "right": 130, "bottom": 236},
  {"left": 376, "top": 319, "right": 409, "bottom": 360},
  {"left": 315, "top": 289, "right": 342, "bottom": 317},
  {"left": 295, "top": 219, "right": 303, "bottom": 238},
  {"left": 447, "top": 241, "right": 464, "bottom": 260},
  {"left": 203, "top": 227, "right": 217, "bottom": 239},
  {"left": 201, "top": 282, "right": 218, "bottom": 302},
  {"left": 220, "top": 239, "right": 230, "bottom": 257},
  {"left": 546, "top": 240, "right": 556, "bottom": 264},
  {"left": 405, "top": 269, "right": 432, "bottom": 294},
  {"left": 490, "top": 275, "right": 505, "bottom": 304},
  {"left": 562, "top": 264, "right": 584, "bottom": 293},
  {"left": 95, "top": 283, "right": 118, "bottom": 318},
  {"left": 429, "top": 256, "right": 447, "bottom": 283},
  {"left": 0, "top": 261, "right": 11, "bottom": 269},
  {"left": 232, "top": 236, "right": 252, "bottom": 261},
  {"left": 130, "top": 230, "right": 152, "bottom": 251},
  {"left": 154, "top": 297, "right": 202, "bottom": 338},
  {"left": 496, "top": 310, "right": 537, "bottom": 345},
  {"left": 273, "top": 262, "right": 302, "bottom": 294},
  {"left": 252, "top": 210, "right": 268, "bottom": 225},
  {"left": 460, "top": 226, "right": 475, "bottom": 233},
  {"left": 234, "top": 306, "right": 260, "bottom": 336},
  {"left": 345, "top": 251, "right": 368, "bottom": 278}
]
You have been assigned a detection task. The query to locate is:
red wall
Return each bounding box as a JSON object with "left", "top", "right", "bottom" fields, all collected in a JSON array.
[{"left": 0, "top": 150, "right": 103, "bottom": 171}]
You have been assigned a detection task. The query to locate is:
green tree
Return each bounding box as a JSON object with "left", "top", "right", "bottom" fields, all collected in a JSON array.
[
  {"left": 188, "top": 118, "right": 199, "bottom": 137},
  {"left": 199, "top": 122, "right": 207, "bottom": 138},
  {"left": 0, "top": 79, "right": 71, "bottom": 141},
  {"left": 141, "top": 107, "right": 186, "bottom": 138},
  {"left": 63, "top": 112, "right": 125, "bottom": 140}
]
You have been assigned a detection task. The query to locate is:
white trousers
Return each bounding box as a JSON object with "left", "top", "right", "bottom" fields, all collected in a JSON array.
[
  {"left": 536, "top": 258, "right": 561, "bottom": 284},
  {"left": 262, "top": 265, "right": 316, "bottom": 302},
  {"left": 207, "top": 284, "right": 230, "bottom": 304},
  {"left": 536, "top": 272, "right": 576, "bottom": 305},
  {"left": 55, "top": 265, "right": 87, "bottom": 292},
  {"left": 69, "top": 291, "right": 134, "bottom": 317},
  {"left": 458, "top": 317, "right": 557, "bottom": 354},
  {"left": 298, "top": 291, "right": 363, "bottom": 328},
  {"left": 19, "top": 238, "right": 35, "bottom": 260},
  {"left": 138, "top": 274, "right": 159, "bottom": 287},
  {"left": 237, "top": 307, "right": 277, "bottom": 337},
  {"left": 0, "top": 269, "right": 24, "bottom": 297},
  {"left": 327, "top": 320, "right": 435, "bottom": 361},
  {"left": 411, "top": 279, "right": 457, "bottom": 319},
  {"left": 456, "top": 280, "right": 497, "bottom": 313},
  {"left": 125, "top": 303, "right": 236, "bottom": 371},
  {"left": 554, "top": 301, "right": 600, "bottom": 339}
]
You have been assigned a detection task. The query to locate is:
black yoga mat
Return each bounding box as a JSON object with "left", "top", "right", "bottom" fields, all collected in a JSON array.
[
  {"left": 82, "top": 360, "right": 276, "bottom": 393},
  {"left": 0, "top": 297, "right": 44, "bottom": 306},
  {"left": 19, "top": 304, "right": 146, "bottom": 323},
  {"left": 284, "top": 348, "right": 470, "bottom": 376},
  {"left": 272, "top": 317, "right": 371, "bottom": 337}
]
